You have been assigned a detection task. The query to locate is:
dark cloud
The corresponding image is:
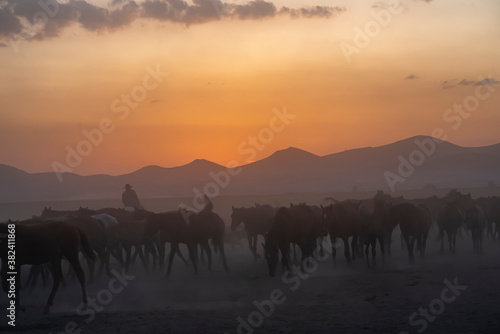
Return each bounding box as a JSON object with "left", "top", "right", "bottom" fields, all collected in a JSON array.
[
  {"left": 0, "top": 0, "right": 346, "bottom": 44},
  {"left": 232, "top": 0, "right": 276, "bottom": 20},
  {"left": 0, "top": 4, "right": 23, "bottom": 35},
  {"left": 476, "top": 78, "right": 500, "bottom": 86},
  {"left": 458, "top": 79, "right": 475, "bottom": 86},
  {"left": 442, "top": 77, "right": 500, "bottom": 89},
  {"left": 280, "top": 5, "right": 345, "bottom": 19},
  {"left": 405, "top": 74, "right": 418, "bottom": 80}
]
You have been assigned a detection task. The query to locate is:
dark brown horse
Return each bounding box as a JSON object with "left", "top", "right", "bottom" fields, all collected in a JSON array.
[
  {"left": 464, "top": 205, "right": 486, "bottom": 254},
  {"left": 358, "top": 201, "right": 386, "bottom": 268},
  {"left": 321, "top": 200, "right": 366, "bottom": 264},
  {"left": 264, "top": 204, "right": 315, "bottom": 277},
  {"left": 0, "top": 221, "right": 96, "bottom": 314},
  {"left": 66, "top": 216, "right": 109, "bottom": 280},
  {"left": 187, "top": 209, "right": 230, "bottom": 273},
  {"left": 389, "top": 203, "right": 431, "bottom": 262},
  {"left": 107, "top": 221, "right": 157, "bottom": 273},
  {"left": 437, "top": 201, "right": 464, "bottom": 254},
  {"left": 230, "top": 204, "right": 274, "bottom": 259},
  {"left": 143, "top": 211, "right": 196, "bottom": 276}
]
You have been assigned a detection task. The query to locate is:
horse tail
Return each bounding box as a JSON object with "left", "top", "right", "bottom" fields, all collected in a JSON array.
[{"left": 78, "top": 229, "right": 97, "bottom": 261}]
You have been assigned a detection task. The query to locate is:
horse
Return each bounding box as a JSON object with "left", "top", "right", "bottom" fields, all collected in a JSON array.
[
  {"left": 107, "top": 221, "right": 157, "bottom": 273},
  {"left": 143, "top": 211, "right": 195, "bottom": 276},
  {"left": 68, "top": 216, "right": 110, "bottom": 279},
  {"left": 358, "top": 201, "right": 387, "bottom": 268},
  {"left": 389, "top": 203, "right": 431, "bottom": 263},
  {"left": 486, "top": 196, "right": 500, "bottom": 240},
  {"left": 321, "top": 200, "right": 366, "bottom": 264},
  {"left": 437, "top": 201, "right": 464, "bottom": 253},
  {"left": 38, "top": 207, "right": 79, "bottom": 220},
  {"left": 0, "top": 221, "right": 96, "bottom": 314},
  {"left": 230, "top": 204, "right": 274, "bottom": 259},
  {"left": 264, "top": 204, "right": 315, "bottom": 277},
  {"left": 187, "top": 209, "right": 230, "bottom": 273},
  {"left": 464, "top": 205, "right": 486, "bottom": 254}
]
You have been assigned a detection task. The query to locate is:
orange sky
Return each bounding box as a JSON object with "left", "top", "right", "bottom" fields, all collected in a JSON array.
[{"left": 0, "top": 0, "right": 499, "bottom": 175}]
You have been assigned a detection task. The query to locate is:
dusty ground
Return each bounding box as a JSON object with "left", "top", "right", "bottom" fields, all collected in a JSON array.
[
  {"left": 1, "top": 234, "right": 500, "bottom": 334},
  {"left": 1, "top": 195, "right": 500, "bottom": 334}
]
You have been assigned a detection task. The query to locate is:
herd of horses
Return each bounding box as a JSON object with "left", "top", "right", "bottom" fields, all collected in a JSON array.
[{"left": 1, "top": 190, "right": 499, "bottom": 313}]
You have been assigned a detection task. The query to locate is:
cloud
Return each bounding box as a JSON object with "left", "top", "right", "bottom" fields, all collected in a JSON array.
[
  {"left": 232, "top": 0, "right": 276, "bottom": 20},
  {"left": 458, "top": 79, "right": 475, "bottom": 86},
  {"left": 441, "top": 77, "right": 500, "bottom": 89},
  {"left": 0, "top": 0, "right": 346, "bottom": 44},
  {"left": 476, "top": 78, "right": 500, "bottom": 86},
  {"left": 0, "top": 4, "right": 23, "bottom": 35},
  {"left": 280, "top": 5, "right": 345, "bottom": 19},
  {"left": 405, "top": 74, "right": 418, "bottom": 80}
]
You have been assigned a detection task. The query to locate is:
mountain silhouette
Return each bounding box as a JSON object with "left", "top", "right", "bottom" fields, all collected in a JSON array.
[{"left": 1, "top": 136, "right": 499, "bottom": 202}]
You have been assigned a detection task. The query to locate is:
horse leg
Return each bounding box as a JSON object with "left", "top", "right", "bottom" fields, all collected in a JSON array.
[
  {"left": 350, "top": 237, "right": 357, "bottom": 261},
  {"left": 188, "top": 244, "right": 198, "bottom": 275},
  {"left": 378, "top": 236, "right": 385, "bottom": 262},
  {"left": 201, "top": 241, "right": 212, "bottom": 272},
  {"left": 198, "top": 244, "right": 206, "bottom": 266},
  {"left": 66, "top": 250, "right": 88, "bottom": 308},
  {"left": 12, "top": 266, "right": 25, "bottom": 312},
  {"left": 175, "top": 246, "right": 190, "bottom": 267},
  {"left": 330, "top": 236, "right": 337, "bottom": 265},
  {"left": 147, "top": 243, "right": 157, "bottom": 271},
  {"left": 25, "top": 265, "right": 36, "bottom": 290},
  {"left": 404, "top": 235, "right": 413, "bottom": 263},
  {"left": 166, "top": 243, "right": 177, "bottom": 277},
  {"left": 218, "top": 241, "right": 230, "bottom": 272},
  {"left": 43, "top": 259, "right": 63, "bottom": 315},
  {"left": 136, "top": 245, "right": 149, "bottom": 272},
  {"left": 157, "top": 241, "right": 166, "bottom": 271},
  {"left": 364, "top": 242, "right": 370, "bottom": 268},
  {"left": 280, "top": 245, "right": 291, "bottom": 274},
  {"left": 85, "top": 255, "right": 95, "bottom": 284},
  {"left": 386, "top": 230, "right": 392, "bottom": 256},
  {"left": 343, "top": 237, "right": 351, "bottom": 263},
  {"left": 124, "top": 245, "right": 131, "bottom": 273},
  {"left": 371, "top": 240, "right": 377, "bottom": 266}
]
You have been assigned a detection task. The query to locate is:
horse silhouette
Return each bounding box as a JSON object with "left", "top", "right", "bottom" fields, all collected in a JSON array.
[
  {"left": 464, "top": 205, "right": 486, "bottom": 254},
  {"left": 0, "top": 220, "right": 96, "bottom": 314},
  {"left": 230, "top": 204, "right": 274, "bottom": 259},
  {"left": 264, "top": 204, "right": 316, "bottom": 277},
  {"left": 389, "top": 203, "right": 431, "bottom": 262},
  {"left": 321, "top": 200, "right": 366, "bottom": 264}
]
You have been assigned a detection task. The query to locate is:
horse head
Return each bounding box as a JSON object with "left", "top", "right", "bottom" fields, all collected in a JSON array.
[{"left": 230, "top": 207, "right": 244, "bottom": 231}]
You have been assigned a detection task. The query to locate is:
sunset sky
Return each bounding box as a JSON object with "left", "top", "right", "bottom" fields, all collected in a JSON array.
[{"left": 0, "top": 0, "right": 499, "bottom": 175}]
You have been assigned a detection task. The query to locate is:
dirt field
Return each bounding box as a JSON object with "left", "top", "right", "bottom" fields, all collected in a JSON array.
[{"left": 1, "top": 195, "right": 500, "bottom": 334}]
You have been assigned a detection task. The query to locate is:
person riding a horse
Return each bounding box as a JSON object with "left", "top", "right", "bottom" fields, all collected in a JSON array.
[{"left": 122, "top": 184, "right": 145, "bottom": 211}]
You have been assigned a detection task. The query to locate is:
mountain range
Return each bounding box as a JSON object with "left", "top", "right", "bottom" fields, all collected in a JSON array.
[{"left": 1, "top": 136, "right": 499, "bottom": 202}]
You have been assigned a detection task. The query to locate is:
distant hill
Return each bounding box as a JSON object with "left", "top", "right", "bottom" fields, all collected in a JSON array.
[{"left": 1, "top": 136, "right": 499, "bottom": 202}]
